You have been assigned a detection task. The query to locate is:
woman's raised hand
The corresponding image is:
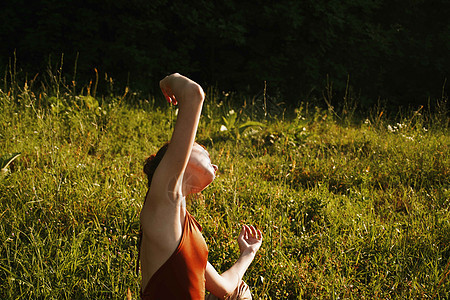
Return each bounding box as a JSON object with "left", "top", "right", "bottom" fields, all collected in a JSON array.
[
  {"left": 159, "top": 73, "right": 204, "bottom": 106},
  {"left": 237, "top": 225, "right": 263, "bottom": 256}
]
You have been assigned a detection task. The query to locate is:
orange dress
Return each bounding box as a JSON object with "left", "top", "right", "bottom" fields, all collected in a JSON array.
[{"left": 140, "top": 211, "right": 209, "bottom": 299}]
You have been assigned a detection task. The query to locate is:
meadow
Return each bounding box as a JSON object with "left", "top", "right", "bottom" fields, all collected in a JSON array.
[{"left": 0, "top": 74, "right": 449, "bottom": 299}]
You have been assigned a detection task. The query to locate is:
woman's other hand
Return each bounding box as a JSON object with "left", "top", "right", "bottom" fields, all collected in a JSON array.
[{"left": 237, "top": 225, "right": 263, "bottom": 256}]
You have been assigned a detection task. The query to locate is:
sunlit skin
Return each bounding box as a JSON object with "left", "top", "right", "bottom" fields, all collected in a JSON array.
[
  {"left": 139, "top": 73, "right": 262, "bottom": 298},
  {"left": 183, "top": 143, "right": 218, "bottom": 195}
]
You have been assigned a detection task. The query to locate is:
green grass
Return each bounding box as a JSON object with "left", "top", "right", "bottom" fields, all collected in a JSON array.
[{"left": 0, "top": 81, "right": 449, "bottom": 299}]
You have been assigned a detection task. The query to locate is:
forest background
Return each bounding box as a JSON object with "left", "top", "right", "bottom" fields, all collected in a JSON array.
[{"left": 1, "top": 0, "right": 449, "bottom": 110}]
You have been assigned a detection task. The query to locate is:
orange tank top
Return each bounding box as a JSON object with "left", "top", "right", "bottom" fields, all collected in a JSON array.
[{"left": 140, "top": 211, "right": 209, "bottom": 299}]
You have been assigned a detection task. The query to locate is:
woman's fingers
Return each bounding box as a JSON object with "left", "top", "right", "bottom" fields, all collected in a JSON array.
[
  {"left": 241, "top": 224, "right": 263, "bottom": 240},
  {"left": 160, "top": 76, "right": 177, "bottom": 105},
  {"left": 244, "top": 225, "right": 251, "bottom": 239},
  {"left": 161, "top": 88, "right": 178, "bottom": 105},
  {"left": 250, "top": 226, "right": 258, "bottom": 239},
  {"left": 239, "top": 225, "right": 246, "bottom": 238}
]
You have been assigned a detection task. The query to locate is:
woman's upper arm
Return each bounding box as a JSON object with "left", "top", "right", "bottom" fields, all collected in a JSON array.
[{"left": 155, "top": 75, "right": 205, "bottom": 190}]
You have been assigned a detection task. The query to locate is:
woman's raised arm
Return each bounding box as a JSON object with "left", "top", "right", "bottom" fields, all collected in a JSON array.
[{"left": 149, "top": 73, "right": 205, "bottom": 202}]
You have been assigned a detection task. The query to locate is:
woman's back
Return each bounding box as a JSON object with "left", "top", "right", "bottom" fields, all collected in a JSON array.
[{"left": 140, "top": 211, "right": 208, "bottom": 299}]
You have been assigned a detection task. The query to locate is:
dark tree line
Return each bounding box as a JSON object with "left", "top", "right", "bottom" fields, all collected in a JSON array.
[{"left": 1, "top": 0, "right": 449, "bottom": 108}]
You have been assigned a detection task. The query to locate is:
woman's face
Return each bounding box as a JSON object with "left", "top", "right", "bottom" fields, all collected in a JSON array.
[{"left": 184, "top": 143, "right": 218, "bottom": 193}]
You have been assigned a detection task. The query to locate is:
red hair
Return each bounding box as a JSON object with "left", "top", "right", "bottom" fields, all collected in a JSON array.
[{"left": 143, "top": 142, "right": 169, "bottom": 187}]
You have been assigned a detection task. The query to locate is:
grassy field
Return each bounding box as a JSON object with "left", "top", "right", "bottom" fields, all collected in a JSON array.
[{"left": 0, "top": 78, "right": 449, "bottom": 299}]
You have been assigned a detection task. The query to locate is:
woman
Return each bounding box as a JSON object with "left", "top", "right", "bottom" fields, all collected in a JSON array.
[{"left": 138, "top": 73, "right": 263, "bottom": 299}]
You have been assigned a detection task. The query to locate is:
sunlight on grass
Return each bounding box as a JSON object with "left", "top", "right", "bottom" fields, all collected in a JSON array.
[{"left": 0, "top": 80, "right": 449, "bottom": 299}]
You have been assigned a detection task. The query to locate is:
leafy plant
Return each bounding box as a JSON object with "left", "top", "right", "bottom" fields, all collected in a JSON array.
[{"left": 220, "top": 109, "right": 265, "bottom": 140}]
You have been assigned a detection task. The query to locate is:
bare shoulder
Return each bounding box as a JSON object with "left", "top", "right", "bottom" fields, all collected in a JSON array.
[
  {"left": 141, "top": 181, "right": 181, "bottom": 227},
  {"left": 140, "top": 172, "right": 184, "bottom": 241},
  {"left": 145, "top": 158, "right": 184, "bottom": 208}
]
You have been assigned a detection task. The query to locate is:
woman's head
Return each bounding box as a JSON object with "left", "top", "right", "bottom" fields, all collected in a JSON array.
[
  {"left": 143, "top": 142, "right": 217, "bottom": 193},
  {"left": 184, "top": 143, "right": 218, "bottom": 193}
]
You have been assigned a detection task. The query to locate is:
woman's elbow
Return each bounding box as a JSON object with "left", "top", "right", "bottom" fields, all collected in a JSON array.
[
  {"left": 208, "top": 280, "right": 237, "bottom": 299},
  {"left": 220, "top": 280, "right": 239, "bottom": 299}
]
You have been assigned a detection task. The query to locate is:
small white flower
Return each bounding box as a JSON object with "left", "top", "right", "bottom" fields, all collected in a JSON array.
[
  {"left": 397, "top": 123, "right": 406, "bottom": 129},
  {"left": 220, "top": 125, "right": 228, "bottom": 132}
]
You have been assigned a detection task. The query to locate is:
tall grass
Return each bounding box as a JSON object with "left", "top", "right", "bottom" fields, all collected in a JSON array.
[{"left": 0, "top": 71, "right": 449, "bottom": 299}]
